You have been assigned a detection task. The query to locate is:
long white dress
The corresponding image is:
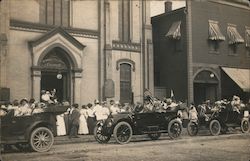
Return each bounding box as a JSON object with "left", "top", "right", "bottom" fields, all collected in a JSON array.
[
  {"left": 78, "top": 109, "right": 89, "bottom": 134},
  {"left": 56, "top": 114, "right": 66, "bottom": 136}
]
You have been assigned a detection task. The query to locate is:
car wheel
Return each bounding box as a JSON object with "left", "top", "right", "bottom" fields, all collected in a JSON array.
[
  {"left": 113, "top": 121, "right": 132, "bottom": 144},
  {"left": 209, "top": 120, "right": 221, "bottom": 136},
  {"left": 30, "top": 127, "right": 54, "bottom": 152},
  {"left": 148, "top": 133, "right": 161, "bottom": 140},
  {"left": 94, "top": 124, "right": 111, "bottom": 143},
  {"left": 187, "top": 121, "right": 198, "bottom": 136},
  {"left": 241, "top": 119, "right": 250, "bottom": 133},
  {"left": 168, "top": 119, "right": 182, "bottom": 139}
]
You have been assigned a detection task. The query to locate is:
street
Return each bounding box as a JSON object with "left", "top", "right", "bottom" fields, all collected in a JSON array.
[{"left": 1, "top": 133, "right": 250, "bottom": 161}]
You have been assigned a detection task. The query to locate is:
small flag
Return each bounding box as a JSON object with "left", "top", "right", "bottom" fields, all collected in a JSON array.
[{"left": 170, "top": 89, "right": 174, "bottom": 98}]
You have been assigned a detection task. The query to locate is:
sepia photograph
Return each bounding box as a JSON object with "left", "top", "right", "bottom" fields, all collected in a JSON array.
[{"left": 0, "top": 0, "right": 250, "bottom": 161}]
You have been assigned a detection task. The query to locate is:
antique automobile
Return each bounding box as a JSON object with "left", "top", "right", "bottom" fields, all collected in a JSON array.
[
  {"left": 0, "top": 105, "right": 68, "bottom": 152},
  {"left": 187, "top": 104, "right": 250, "bottom": 136},
  {"left": 94, "top": 104, "right": 183, "bottom": 144},
  {"left": 187, "top": 109, "right": 217, "bottom": 136}
]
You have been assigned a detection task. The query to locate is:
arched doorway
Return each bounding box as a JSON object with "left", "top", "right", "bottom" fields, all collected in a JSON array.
[
  {"left": 40, "top": 47, "right": 72, "bottom": 102},
  {"left": 193, "top": 70, "right": 219, "bottom": 105}
]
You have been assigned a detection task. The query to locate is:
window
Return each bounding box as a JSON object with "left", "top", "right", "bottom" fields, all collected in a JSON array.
[
  {"left": 166, "top": 21, "right": 181, "bottom": 40},
  {"left": 227, "top": 24, "right": 244, "bottom": 55},
  {"left": 39, "top": 0, "right": 70, "bottom": 27},
  {"left": 209, "top": 40, "right": 219, "bottom": 53},
  {"left": 119, "top": 0, "right": 130, "bottom": 42},
  {"left": 208, "top": 20, "right": 225, "bottom": 53},
  {"left": 120, "top": 63, "right": 132, "bottom": 104},
  {"left": 166, "top": 21, "right": 182, "bottom": 52}
]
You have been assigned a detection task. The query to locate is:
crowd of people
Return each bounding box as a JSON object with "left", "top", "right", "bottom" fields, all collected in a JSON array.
[
  {"left": 0, "top": 89, "right": 132, "bottom": 138},
  {"left": 188, "top": 95, "right": 250, "bottom": 123},
  {"left": 62, "top": 99, "right": 127, "bottom": 138},
  {"left": 0, "top": 89, "right": 249, "bottom": 137}
]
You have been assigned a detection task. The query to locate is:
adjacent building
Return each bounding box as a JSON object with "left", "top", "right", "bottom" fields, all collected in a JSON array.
[
  {"left": 152, "top": 0, "right": 250, "bottom": 104},
  {"left": 0, "top": 0, "right": 154, "bottom": 105}
]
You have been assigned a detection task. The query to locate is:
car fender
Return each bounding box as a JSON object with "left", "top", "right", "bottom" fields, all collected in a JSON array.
[
  {"left": 112, "top": 118, "right": 134, "bottom": 132},
  {"left": 24, "top": 121, "right": 54, "bottom": 140},
  {"left": 174, "top": 117, "right": 182, "bottom": 124}
]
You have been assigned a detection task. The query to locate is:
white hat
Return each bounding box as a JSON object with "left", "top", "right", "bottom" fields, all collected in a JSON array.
[{"left": 95, "top": 99, "right": 99, "bottom": 104}]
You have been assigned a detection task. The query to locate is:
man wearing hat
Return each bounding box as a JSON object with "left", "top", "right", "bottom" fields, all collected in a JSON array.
[
  {"left": 69, "top": 103, "right": 81, "bottom": 138},
  {"left": 231, "top": 95, "right": 241, "bottom": 113},
  {"left": 110, "top": 100, "right": 120, "bottom": 114},
  {"left": 93, "top": 100, "right": 110, "bottom": 121}
]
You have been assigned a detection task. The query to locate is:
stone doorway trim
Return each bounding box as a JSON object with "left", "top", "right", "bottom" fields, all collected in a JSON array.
[{"left": 29, "top": 27, "right": 85, "bottom": 103}]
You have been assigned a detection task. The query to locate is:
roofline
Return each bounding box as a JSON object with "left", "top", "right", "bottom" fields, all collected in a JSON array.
[
  {"left": 209, "top": 0, "right": 250, "bottom": 10},
  {"left": 29, "top": 27, "right": 86, "bottom": 50},
  {"left": 151, "top": 7, "right": 186, "bottom": 22}
]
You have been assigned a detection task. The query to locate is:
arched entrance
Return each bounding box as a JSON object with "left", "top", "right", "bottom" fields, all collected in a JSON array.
[
  {"left": 40, "top": 47, "right": 72, "bottom": 102},
  {"left": 193, "top": 70, "right": 219, "bottom": 105},
  {"left": 29, "top": 27, "right": 85, "bottom": 104}
]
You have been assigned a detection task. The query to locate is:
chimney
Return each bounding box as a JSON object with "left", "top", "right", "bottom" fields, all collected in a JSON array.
[{"left": 165, "top": 0, "right": 172, "bottom": 12}]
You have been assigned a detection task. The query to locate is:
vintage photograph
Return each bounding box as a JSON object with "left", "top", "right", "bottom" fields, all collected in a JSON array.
[{"left": 0, "top": 0, "right": 250, "bottom": 161}]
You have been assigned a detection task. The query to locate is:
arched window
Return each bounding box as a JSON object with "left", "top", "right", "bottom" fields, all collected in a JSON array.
[{"left": 120, "top": 63, "right": 132, "bottom": 104}]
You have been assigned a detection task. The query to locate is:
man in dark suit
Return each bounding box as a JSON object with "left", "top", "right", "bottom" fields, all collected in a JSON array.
[{"left": 69, "top": 103, "right": 80, "bottom": 138}]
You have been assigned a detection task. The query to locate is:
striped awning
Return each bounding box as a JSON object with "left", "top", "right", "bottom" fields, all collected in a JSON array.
[
  {"left": 246, "top": 28, "right": 250, "bottom": 47},
  {"left": 208, "top": 20, "right": 225, "bottom": 41},
  {"left": 166, "top": 21, "right": 181, "bottom": 40},
  {"left": 221, "top": 67, "right": 250, "bottom": 92},
  {"left": 227, "top": 25, "right": 244, "bottom": 44}
]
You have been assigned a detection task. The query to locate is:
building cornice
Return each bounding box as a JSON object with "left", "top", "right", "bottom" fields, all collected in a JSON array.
[
  {"left": 151, "top": 7, "right": 186, "bottom": 22},
  {"left": 112, "top": 40, "right": 141, "bottom": 52},
  {"left": 10, "top": 19, "right": 99, "bottom": 39}
]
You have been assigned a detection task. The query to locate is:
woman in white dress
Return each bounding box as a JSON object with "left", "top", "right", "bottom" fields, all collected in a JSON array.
[
  {"left": 78, "top": 105, "right": 89, "bottom": 135},
  {"left": 56, "top": 113, "right": 66, "bottom": 136}
]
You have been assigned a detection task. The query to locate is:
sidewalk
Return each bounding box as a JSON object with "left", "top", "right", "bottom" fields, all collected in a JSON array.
[{"left": 54, "top": 128, "right": 249, "bottom": 145}]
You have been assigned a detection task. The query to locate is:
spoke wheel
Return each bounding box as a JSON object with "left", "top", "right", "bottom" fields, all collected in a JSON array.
[
  {"left": 209, "top": 120, "right": 221, "bottom": 136},
  {"left": 187, "top": 121, "right": 198, "bottom": 136},
  {"left": 94, "top": 124, "right": 111, "bottom": 143},
  {"left": 241, "top": 119, "right": 250, "bottom": 133},
  {"left": 148, "top": 133, "right": 161, "bottom": 140},
  {"left": 30, "top": 127, "right": 54, "bottom": 152},
  {"left": 113, "top": 122, "right": 132, "bottom": 144},
  {"left": 168, "top": 119, "right": 182, "bottom": 139}
]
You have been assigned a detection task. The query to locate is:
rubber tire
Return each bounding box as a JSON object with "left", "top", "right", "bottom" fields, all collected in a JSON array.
[
  {"left": 30, "top": 127, "right": 54, "bottom": 152},
  {"left": 241, "top": 119, "right": 250, "bottom": 133},
  {"left": 113, "top": 121, "right": 133, "bottom": 144},
  {"left": 148, "top": 133, "right": 161, "bottom": 140},
  {"left": 168, "top": 119, "right": 182, "bottom": 139},
  {"left": 94, "top": 124, "right": 111, "bottom": 143},
  {"left": 209, "top": 120, "right": 221, "bottom": 136},
  {"left": 187, "top": 121, "right": 198, "bottom": 136}
]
